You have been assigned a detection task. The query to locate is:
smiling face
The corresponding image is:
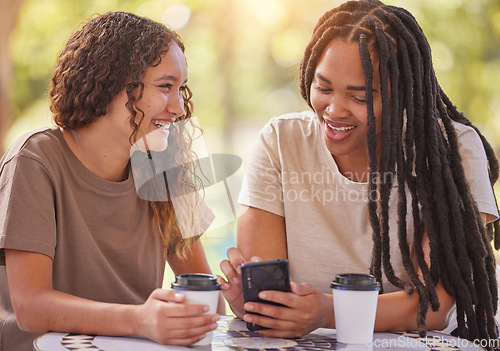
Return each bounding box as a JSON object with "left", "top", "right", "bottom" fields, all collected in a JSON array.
[
  {"left": 310, "top": 38, "right": 383, "bottom": 172},
  {"left": 132, "top": 42, "right": 188, "bottom": 152}
]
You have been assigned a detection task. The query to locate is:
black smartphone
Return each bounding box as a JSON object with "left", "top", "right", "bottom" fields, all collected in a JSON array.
[{"left": 240, "top": 258, "right": 291, "bottom": 331}]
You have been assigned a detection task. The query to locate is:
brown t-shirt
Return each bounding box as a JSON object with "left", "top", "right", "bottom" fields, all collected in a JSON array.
[{"left": 0, "top": 128, "right": 166, "bottom": 350}]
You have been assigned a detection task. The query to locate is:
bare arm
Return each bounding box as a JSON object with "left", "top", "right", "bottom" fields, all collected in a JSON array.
[
  {"left": 375, "top": 282, "right": 454, "bottom": 331},
  {"left": 237, "top": 206, "right": 287, "bottom": 260},
  {"left": 166, "top": 238, "right": 212, "bottom": 275},
  {"left": 220, "top": 206, "right": 334, "bottom": 335},
  {"left": 372, "top": 212, "right": 492, "bottom": 331},
  {"left": 220, "top": 205, "right": 460, "bottom": 337},
  {"left": 218, "top": 206, "right": 288, "bottom": 318},
  {"left": 6, "top": 248, "right": 217, "bottom": 345},
  {"left": 375, "top": 212, "right": 486, "bottom": 331},
  {"left": 374, "top": 225, "right": 458, "bottom": 332}
]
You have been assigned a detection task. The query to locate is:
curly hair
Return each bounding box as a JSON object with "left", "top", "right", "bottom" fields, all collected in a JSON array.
[
  {"left": 300, "top": 0, "right": 499, "bottom": 345},
  {"left": 49, "top": 11, "right": 200, "bottom": 258}
]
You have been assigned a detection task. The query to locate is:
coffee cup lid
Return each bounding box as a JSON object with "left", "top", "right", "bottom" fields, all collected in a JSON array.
[
  {"left": 331, "top": 273, "right": 381, "bottom": 291},
  {"left": 171, "top": 273, "right": 221, "bottom": 291}
]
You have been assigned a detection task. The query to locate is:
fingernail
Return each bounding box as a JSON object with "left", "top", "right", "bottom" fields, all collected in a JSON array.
[
  {"left": 236, "top": 266, "right": 241, "bottom": 274},
  {"left": 203, "top": 305, "right": 209, "bottom": 312},
  {"left": 244, "top": 315, "right": 253, "bottom": 322},
  {"left": 174, "top": 293, "right": 184, "bottom": 300},
  {"left": 212, "top": 315, "right": 220, "bottom": 322},
  {"left": 210, "top": 323, "right": 218, "bottom": 329},
  {"left": 259, "top": 292, "right": 267, "bottom": 299},
  {"left": 245, "top": 303, "right": 254, "bottom": 311},
  {"left": 223, "top": 283, "right": 230, "bottom": 289},
  {"left": 232, "top": 277, "right": 239, "bottom": 284},
  {"left": 198, "top": 333, "right": 206, "bottom": 340}
]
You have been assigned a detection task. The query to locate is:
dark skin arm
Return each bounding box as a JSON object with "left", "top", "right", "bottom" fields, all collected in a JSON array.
[{"left": 219, "top": 205, "right": 457, "bottom": 338}]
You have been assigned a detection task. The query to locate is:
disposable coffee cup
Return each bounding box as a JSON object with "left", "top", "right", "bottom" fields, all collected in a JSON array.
[
  {"left": 331, "top": 273, "right": 380, "bottom": 344},
  {"left": 171, "top": 273, "right": 221, "bottom": 346}
]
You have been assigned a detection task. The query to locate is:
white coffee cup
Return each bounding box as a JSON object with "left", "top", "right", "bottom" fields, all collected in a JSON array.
[
  {"left": 171, "top": 273, "right": 220, "bottom": 346},
  {"left": 331, "top": 273, "right": 380, "bottom": 344}
]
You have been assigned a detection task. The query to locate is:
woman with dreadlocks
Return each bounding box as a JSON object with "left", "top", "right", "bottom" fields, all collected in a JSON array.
[{"left": 219, "top": 0, "right": 499, "bottom": 345}]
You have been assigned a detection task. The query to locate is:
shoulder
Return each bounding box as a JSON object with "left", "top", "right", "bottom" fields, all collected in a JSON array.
[
  {"left": 0, "top": 127, "right": 64, "bottom": 173},
  {"left": 448, "top": 121, "right": 499, "bottom": 220},
  {"left": 451, "top": 120, "right": 478, "bottom": 138},
  {"left": 449, "top": 121, "right": 485, "bottom": 158},
  {"left": 259, "top": 111, "right": 319, "bottom": 142},
  {"left": 266, "top": 110, "right": 317, "bottom": 129},
  {"left": 2, "top": 127, "right": 62, "bottom": 162}
]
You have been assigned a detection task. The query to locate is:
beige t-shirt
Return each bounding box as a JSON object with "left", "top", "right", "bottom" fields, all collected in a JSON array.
[
  {"left": 0, "top": 128, "right": 165, "bottom": 350},
  {"left": 239, "top": 111, "right": 499, "bottom": 294}
]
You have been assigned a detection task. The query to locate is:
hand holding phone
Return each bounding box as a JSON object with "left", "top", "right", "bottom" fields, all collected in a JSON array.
[{"left": 240, "top": 258, "right": 291, "bottom": 331}]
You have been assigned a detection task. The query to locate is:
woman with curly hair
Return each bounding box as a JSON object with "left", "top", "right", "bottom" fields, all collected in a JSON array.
[
  {"left": 0, "top": 12, "right": 220, "bottom": 350},
  {"left": 220, "top": 0, "right": 499, "bottom": 347}
]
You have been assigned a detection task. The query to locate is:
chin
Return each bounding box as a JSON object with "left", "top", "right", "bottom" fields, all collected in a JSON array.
[{"left": 131, "top": 129, "right": 169, "bottom": 153}]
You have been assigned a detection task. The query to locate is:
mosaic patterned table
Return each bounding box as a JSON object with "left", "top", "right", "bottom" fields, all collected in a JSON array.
[{"left": 34, "top": 315, "right": 485, "bottom": 350}]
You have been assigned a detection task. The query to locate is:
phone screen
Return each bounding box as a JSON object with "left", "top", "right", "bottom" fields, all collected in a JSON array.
[{"left": 240, "top": 258, "right": 291, "bottom": 331}]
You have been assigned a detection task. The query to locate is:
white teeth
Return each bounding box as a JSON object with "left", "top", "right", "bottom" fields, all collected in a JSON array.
[
  {"left": 153, "top": 120, "right": 170, "bottom": 129},
  {"left": 327, "top": 122, "right": 355, "bottom": 131}
]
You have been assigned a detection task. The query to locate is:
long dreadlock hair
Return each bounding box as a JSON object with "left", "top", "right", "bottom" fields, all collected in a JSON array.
[{"left": 299, "top": 0, "right": 499, "bottom": 344}]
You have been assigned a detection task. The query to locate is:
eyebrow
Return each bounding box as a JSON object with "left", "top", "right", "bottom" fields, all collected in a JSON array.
[
  {"left": 154, "top": 75, "right": 188, "bottom": 84},
  {"left": 315, "top": 72, "right": 378, "bottom": 93}
]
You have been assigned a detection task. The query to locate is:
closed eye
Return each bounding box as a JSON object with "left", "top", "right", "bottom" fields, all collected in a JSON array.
[
  {"left": 314, "top": 85, "right": 331, "bottom": 93},
  {"left": 352, "top": 96, "right": 366, "bottom": 104},
  {"left": 159, "top": 83, "right": 172, "bottom": 90}
]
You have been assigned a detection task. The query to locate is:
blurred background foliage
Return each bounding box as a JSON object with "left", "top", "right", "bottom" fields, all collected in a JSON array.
[{"left": 4, "top": 0, "right": 500, "bottom": 280}]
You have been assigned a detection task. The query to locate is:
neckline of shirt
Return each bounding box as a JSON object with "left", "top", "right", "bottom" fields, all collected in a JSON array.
[
  {"left": 311, "top": 114, "right": 370, "bottom": 191},
  {"left": 53, "top": 127, "right": 135, "bottom": 194}
]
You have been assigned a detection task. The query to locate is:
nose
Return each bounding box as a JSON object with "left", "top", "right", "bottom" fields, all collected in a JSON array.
[
  {"left": 326, "top": 95, "right": 348, "bottom": 118},
  {"left": 167, "top": 92, "right": 185, "bottom": 118}
]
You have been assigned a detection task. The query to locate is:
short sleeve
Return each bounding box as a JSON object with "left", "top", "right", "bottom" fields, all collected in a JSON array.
[
  {"left": 0, "top": 155, "right": 57, "bottom": 265},
  {"left": 456, "top": 124, "right": 499, "bottom": 222},
  {"left": 238, "top": 121, "right": 285, "bottom": 217}
]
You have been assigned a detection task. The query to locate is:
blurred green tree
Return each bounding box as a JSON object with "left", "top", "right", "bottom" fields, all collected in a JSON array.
[
  {"left": 5, "top": 0, "right": 500, "bottom": 156},
  {"left": 3, "top": 0, "right": 500, "bottom": 267},
  {"left": 0, "top": 0, "right": 23, "bottom": 154}
]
